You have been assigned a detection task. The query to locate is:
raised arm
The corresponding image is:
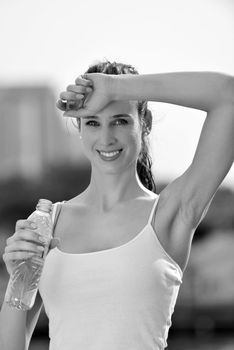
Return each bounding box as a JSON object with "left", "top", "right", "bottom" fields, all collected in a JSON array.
[
  {"left": 114, "top": 71, "right": 233, "bottom": 110},
  {"left": 113, "top": 71, "right": 234, "bottom": 223}
]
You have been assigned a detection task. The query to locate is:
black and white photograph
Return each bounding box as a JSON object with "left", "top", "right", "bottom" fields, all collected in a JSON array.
[{"left": 0, "top": 1, "right": 234, "bottom": 349}]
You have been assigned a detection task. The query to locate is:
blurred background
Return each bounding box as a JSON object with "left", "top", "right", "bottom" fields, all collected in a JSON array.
[{"left": 0, "top": 0, "right": 233, "bottom": 349}]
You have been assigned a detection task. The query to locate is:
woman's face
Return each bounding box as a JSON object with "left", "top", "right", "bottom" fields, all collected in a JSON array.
[{"left": 79, "top": 100, "right": 142, "bottom": 175}]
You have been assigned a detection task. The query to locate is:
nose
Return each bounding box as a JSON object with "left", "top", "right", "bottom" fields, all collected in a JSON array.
[{"left": 99, "top": 126, "right": 116, "bottom": 147}]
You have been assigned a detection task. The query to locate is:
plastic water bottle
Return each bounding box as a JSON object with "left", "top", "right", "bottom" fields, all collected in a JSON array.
[{"left": 5, "top": 199, "right": 53, "bottom": 311}]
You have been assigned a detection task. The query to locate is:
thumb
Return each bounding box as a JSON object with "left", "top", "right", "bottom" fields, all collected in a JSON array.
[
  {"left": 49, "top": 238, "right": 61, "bottom": 250},
  {"left": 63, "top": 108, "right": 90, "bottom": 118}
]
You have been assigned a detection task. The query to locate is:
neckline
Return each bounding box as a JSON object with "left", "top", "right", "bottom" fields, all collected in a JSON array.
[
  {"left": 53, "top": 223, "right": 150, "bottom": 256},
  {"left": 51, "top": 195, "right": 159, "bottom": 255},
  {"left": 52, "top": 224, "right": 183, "bottom": 277}
]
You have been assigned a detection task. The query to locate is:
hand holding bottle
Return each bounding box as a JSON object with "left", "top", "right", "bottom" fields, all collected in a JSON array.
[
  {"left": 3, "top": 220, "right": 45, "bottom": 276},
  {"left": 3, "top": 199, "right": 58, "bottom": 310}
]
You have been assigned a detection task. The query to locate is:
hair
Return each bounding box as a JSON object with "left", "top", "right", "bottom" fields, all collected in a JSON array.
[{"left": 77, "top": 60, "right": 156, "bottom": 193}]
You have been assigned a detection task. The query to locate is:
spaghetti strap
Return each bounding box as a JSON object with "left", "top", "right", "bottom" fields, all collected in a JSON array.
[
  {"left": 148, "top": 195, "right": 160, "bottom": 225},
  {"left": 51, "top": 202, "right": 63, "bottom": 238},
  {"left": 51, "top": 203, "right": 59, "bottom": 224}
]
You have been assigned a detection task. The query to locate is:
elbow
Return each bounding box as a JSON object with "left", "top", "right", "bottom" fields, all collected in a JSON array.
[
  {"left": 221, "top": 75, "right": 234, "bottom": 105},
  {"left": 209, "top": 74, "right": 234, "bottom": 111}
]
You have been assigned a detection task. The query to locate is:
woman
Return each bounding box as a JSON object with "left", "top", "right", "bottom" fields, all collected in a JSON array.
[{"left": 1, "top": 61, "right": 234, "bottom": 350}]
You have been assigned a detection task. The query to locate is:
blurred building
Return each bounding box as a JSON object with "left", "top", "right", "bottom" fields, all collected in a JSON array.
[
  {"left": 0, "top": 85, "right": 87, "bottom": 180},
  {"left": 178, "top": 230, "right": 234, "bottom": 306},
  {"left": 173, "top": 230, "right": 234, "bottom": 330},
  {"left": 188, "top": 230, "right": 234, "bottom": 306}
]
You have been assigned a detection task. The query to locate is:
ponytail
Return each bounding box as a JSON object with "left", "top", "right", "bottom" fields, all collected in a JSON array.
[
  {"left": 137, "top": 101, "right": 156, "bottom": 193},
  {"left": 137, "top": 152, "right": 156, "bottom": 193}
]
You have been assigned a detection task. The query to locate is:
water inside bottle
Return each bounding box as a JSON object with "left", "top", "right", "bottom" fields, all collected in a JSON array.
[{"left": 6, "top": 257, "right": 44, "bottom": 311}]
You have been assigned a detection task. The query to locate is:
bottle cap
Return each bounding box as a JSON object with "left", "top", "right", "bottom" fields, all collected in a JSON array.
[{"left": 36, "top": 199, "right": 53, "bottom": 213}]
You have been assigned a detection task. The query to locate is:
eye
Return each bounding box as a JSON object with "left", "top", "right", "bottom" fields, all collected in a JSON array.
[
  {"left": 85, "top": 120, "right": 99, "bottom": 127},
  {"left": 113, "top": 118, "right": 128, "bottom": 126}
]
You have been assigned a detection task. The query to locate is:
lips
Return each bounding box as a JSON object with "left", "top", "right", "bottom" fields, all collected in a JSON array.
[{"left": 97, "top": 149, "right": 123, "bottom": 161}]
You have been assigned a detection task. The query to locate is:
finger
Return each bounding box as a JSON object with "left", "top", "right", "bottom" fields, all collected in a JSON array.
[
  {"left": 3, "top": 251, "right": 43, "bottom": 264},
  {"left": 72, "top": 108, "right": 92, "bottom": 119},
  {"left": 67, "top": 84, "right": 92, "bottom": 94},
  {"left": 63, "top": 110, "right": 81, "bottom": 118},
  {"left": 56, "top": 99, "right": 81, "bottom": 111},
  {"left": 13, "top": 230, "right": 45, "bottom": 244},
  {"left": 57, "top": 99, "right": 84, "bottom": 113},
  {"left": 75, "top": 75, "right": 93, "bottom": 86},
  {"left": 49, "top": 238, "right": 61, "bottom": 250},
  {"left": 6, "top": 230, "right": 43, "bottom": 249},
  {"left": 5, "top": 240, "right": 45, "bottom": 254},
  {"left": 15, "top": 219, "right": 38, "bottom": 232},
  {"left": 60, "top": 91, "right": 82, "bottom": 101},
  {"left": 56, "top": 99, "right": 67, "bottom": 111}
]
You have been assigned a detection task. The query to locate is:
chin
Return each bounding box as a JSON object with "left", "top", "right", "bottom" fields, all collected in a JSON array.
[{"left": 93, "top": 159, "right": 137, "bottom": 177}]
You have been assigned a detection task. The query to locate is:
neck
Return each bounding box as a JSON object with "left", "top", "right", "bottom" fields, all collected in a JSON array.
[{"left": 81, "top": 164, "right": 148, "bottom": 212}]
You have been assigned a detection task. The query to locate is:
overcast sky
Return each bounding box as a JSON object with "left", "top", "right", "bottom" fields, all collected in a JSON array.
[{"left": 0, "top": 0, "right": 233, "bottom": 188}]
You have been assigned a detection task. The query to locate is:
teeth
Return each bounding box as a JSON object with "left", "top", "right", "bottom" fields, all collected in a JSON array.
[{"left": 100, "top": 150, "right": 120, "bottom": 157}]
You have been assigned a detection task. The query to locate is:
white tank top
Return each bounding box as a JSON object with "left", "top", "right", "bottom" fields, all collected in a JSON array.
[{"left": 39, "top": 195, "right": 183, "bottom": 350}]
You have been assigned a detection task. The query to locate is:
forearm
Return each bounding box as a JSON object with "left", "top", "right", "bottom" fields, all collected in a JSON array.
[
  {"left": 0, "top": 300, "right": 27, "bottom": 350},
  {"left": 113, "top": 71, "right": 233, "bottom": 112}
]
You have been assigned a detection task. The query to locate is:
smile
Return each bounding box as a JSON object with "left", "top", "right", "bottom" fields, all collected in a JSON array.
[{"left": 97, "top": 149, "right": 123, "bottom": 161}]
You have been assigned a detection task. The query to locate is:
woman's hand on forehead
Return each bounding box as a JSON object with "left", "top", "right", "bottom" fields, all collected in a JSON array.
[
  {"left": 56, "top": 75, "right": 93, "bottom": 113},
  {"left": 56, "top": 73, "right": 116, "bottom": 118}
]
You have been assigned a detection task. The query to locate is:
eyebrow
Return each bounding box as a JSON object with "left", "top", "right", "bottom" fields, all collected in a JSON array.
[{"left": 82, "top": 114, "right": 132, "bottom": 120}]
